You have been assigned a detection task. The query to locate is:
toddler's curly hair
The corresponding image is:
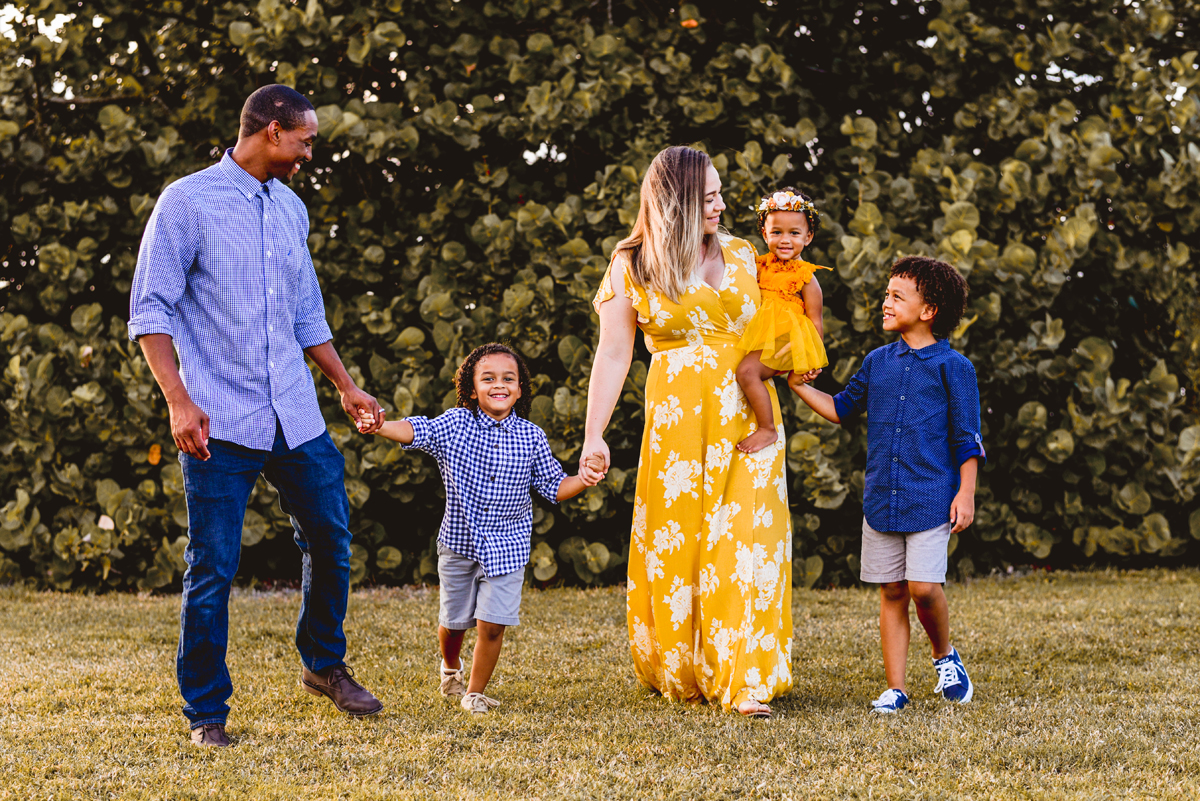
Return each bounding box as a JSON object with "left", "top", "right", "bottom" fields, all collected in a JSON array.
[
  {"left": 756, "top": 186, "right": 821, "bottom": 238},
  {"left": 454, "top": 343, "right": 533, "bottom": 419},
  {"left": 890, "top": 256, "right": 970, "bottom": 340}
]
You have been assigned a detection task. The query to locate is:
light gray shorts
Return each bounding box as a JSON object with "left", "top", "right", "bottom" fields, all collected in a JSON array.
[
  {"left": 437, "top": 543, "right": 524, "bottom": 629},
  {"left": 859, "top": 517, "right": 952, "bottom": 584}
]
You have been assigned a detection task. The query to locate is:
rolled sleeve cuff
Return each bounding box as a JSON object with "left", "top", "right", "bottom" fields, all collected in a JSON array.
[
  {"left": 955, "top": 438, "right": 987, "bottom": 467},
  {"left": 127, "top": 314, "right": 174, "bottom": 342},
  {"left": 540, "top": 474, "right": 567, "bottom": 505},
  {"left": 401, "top": 416, "right": 431, "bottom": 451},
  {"left": 832, "top": 391, "right": 857, "bottom": 423},
  {"left": 294, "top": 321, "right": 333, "bottom": 350}
]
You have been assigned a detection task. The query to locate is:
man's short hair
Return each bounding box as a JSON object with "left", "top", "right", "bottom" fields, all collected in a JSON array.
[
  {"left": 240, "top": 85, "right": 315, "bottom": 137},
  {"left": 891, "top": 256, "right": 970, "bottom": 339}
]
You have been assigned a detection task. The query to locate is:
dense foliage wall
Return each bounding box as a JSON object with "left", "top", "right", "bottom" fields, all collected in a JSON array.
[{"left": 2, "top": 0, "right": 1198, "bottom": 590}]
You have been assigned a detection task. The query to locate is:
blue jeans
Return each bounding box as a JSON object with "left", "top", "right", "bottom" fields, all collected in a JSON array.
[{"left": 176, "top": 424, "right": 351, "bottom": 728}]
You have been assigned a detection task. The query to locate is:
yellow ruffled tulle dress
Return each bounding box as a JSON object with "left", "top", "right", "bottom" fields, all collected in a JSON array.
[{"left": 737, "top": 254, "right": 831, "bottom": 373}]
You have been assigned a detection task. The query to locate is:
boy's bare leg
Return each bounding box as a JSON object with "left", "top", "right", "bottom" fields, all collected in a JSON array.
[
  {"left": 880, "top": 582, "right": 912, "bottom": 691},
  {"left": 908, "top": 581, "right": 952, "bottom": 659},
  {"left": 736, "top": 351, "right": 779, "bottom": 453},
  {"left": 466, "top": 621, "right": 506, "bottom": 694},
  {"left": 439, "top": 625, "right": 466, "bottom": 670}
]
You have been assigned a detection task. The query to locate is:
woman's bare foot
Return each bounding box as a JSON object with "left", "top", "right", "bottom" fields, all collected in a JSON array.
[
  {"left": 736, "top": 426, "right": 777, "bottom": 454},
  {"left": 737, "top": 700, "right": 772, "bottom": 719}
]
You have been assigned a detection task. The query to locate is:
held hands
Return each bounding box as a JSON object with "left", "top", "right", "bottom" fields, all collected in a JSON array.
[
  {"left": 341, "top": 387, "right": 385, "bottom": 434},
  {"left": 950, "top": 489, "right": 975, "bottom": 534},
  {"left": 787, "top": 368, "right": 822, "bottom": 392},
  {"left": 579, "top": 439, "right": 609, "bottom": 485}
]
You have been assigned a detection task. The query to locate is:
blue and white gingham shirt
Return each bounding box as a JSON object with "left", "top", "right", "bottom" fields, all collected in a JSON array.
[
  {"left": 404, "top": 407, "right": 568, "bottom": 577},
  {"left": 127, "top": 150, "right": 333, "bottom": 451},
  {"left": 833, "top": 338, "right": 987, "bottom": 533}
]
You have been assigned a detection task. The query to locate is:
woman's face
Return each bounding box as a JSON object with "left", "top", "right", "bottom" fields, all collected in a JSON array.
[{"left": 703, "top": 165, "right": 725, "bottom": 236}]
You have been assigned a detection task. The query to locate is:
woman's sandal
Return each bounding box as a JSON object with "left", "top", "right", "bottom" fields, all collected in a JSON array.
[{"left": 737, "top": 700, "right": 773, "bottom": 719}]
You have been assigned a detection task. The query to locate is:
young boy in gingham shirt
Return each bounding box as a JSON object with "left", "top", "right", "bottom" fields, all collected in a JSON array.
[
  {"left": 359, "top": 343, "right": 603, "bottom": 714},
  {"left": 792, "top": 256, "right": 985, "bottom": 713}
]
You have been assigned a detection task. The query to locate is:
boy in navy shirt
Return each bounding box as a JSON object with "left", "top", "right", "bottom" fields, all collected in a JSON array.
[{"left": 792, "top": 256, "right": 985, "bottom": 713}]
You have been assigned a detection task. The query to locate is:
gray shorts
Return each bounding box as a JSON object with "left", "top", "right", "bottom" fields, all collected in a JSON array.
[
  {"left": 437, "top": 543, "right": 524, "bottom": 629},
  {"left": 860, "top": 517, "right": 952, "bottom": 584}
]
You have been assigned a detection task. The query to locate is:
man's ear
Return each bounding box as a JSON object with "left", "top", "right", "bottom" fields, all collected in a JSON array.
[{"left": 266, "top": 120, "right": 282, "bottom": 145}]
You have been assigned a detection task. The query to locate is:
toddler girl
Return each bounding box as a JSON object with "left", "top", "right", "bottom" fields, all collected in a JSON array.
[
  {"left": 358, "top": 343, "right": 603, "bottom": 714},
  {"left": 735, "top": 187, "right": 831, "bottom": 453}
]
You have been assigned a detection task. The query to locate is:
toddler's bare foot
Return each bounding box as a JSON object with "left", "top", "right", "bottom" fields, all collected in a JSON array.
[{"left": 736, "top": 427, "right": 777, "bottom": 454}]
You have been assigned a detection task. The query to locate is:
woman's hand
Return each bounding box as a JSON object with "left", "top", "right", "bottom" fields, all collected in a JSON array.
[{"left": 580, "top": 438, "right": 610, "bottom": 483}]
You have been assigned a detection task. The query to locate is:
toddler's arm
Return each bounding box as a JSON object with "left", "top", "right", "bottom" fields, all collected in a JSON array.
[
  {"left": 558, "top": 454, "right": 604, "bottom": 500},
  {"left": 801, "top": 276, "right": 824, "bottom": 338},
  {"left": 790, "top": 375, "right": 841, "bottom": 424},
  {"left": 357, "top": 413, "right": 414, "bottom": 444}
]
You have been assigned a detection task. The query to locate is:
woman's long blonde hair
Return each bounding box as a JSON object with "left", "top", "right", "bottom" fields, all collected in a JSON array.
[{"left": 614, "top": 146, "right": 712, "bottom": 304}]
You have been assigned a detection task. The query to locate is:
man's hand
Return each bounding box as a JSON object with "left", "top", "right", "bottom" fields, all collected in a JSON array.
[
  {"left": 950, "top": 490, "right": 975, "bottom": 534},
  {"left": 341, "top": 386, "right": 385, "bottom": 434},
  {"left": 169, "top": 396, "right": 211, "bottom": 460}
]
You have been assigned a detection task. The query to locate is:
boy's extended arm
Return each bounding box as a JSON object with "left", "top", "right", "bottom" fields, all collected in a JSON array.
[
  {"left": 791, "top": 381, "right": 841, "bottom": 424},
  {"left": 950, "top": 457, "right": 978, "bottom": 534},
  {"left": 556, "top": 475, "right": 589, "bottom": 501},
  {"left": 369, "top": 419, "right": 415, "bottom": 444}
]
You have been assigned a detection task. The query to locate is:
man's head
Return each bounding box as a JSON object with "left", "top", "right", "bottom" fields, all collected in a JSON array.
[
  {"left": 884, "top": 256, "right": 969, "bottom": 339},
  {"left": 238, "top": 85, "right": 318, "bottom": 182}
]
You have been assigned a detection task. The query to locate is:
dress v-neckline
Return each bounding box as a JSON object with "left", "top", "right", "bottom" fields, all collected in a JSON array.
[{"left": 697, "top": 239, "right": 731, "bottom": 293}]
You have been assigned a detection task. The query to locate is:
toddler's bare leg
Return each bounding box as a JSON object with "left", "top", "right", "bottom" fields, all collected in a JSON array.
[
  {"left": 439, "top": 625, "right": 466, "bottom": 670},
  {"left": 736, "top": 351, "right": 779, "bottom": 453}
]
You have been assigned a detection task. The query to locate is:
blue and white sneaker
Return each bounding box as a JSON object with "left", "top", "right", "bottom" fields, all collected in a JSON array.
[
  {"left": 932, "top": 647, "right": 973, "bottom": 703},
  {"left": 871, "top": 688, "right": 910, "bottom": 714}
]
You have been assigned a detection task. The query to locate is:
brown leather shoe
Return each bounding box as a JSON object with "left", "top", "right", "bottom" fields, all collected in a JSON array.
[
  {"left": 189, "top": 723, "right": 230, "bottom": 747},
  {"left": 300, "top": 664, "right": 383, "bottom": 717}
]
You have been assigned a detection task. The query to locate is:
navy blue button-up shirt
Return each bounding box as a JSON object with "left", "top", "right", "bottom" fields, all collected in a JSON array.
[
  {"left": 404, "top": 407, "right": 567, "bottom": 577},
  {"left": 833, "top": 338, "right": 986, "bottom": 533},
  {"left": 128, "top": 150, "right": 333, "bottom": 451}
]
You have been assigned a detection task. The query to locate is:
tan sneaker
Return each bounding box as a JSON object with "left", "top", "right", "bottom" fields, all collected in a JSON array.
[
  {"left": 439, "top": 662, "right": 467, "bottom": 698},
  {"left": 460, "top": 692, "right": 500, "bottom": 715}
]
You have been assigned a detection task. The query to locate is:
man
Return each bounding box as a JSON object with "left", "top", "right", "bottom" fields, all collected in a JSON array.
[{"left": 128, "top": 85, "right": 385, "bottom": 747}]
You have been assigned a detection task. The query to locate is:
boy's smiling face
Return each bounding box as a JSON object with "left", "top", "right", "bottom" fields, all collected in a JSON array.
[
  {"left": 762, "top": 210, "right": 813, "bottom": 261},
  {"left": 471, "top": 353, "right": 522, "bottom": 420},
  {"left": 882, "top": 274, "right": 935, "bottom": 335}
]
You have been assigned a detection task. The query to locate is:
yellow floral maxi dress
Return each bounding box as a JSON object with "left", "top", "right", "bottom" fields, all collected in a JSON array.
[{"left": 593, "top": 233, "right": 793, "bottom": 710}]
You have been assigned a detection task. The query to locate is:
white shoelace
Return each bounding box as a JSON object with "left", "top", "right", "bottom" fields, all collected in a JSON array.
[
  {"left": 461, "top": 692, "right": 500, "bottom": 713},
  {"left": 872, "top": 689, "right": 904, "bottom": 708},
  {"left": 934, "top": 660, "right": 962, "bottom": 693}
]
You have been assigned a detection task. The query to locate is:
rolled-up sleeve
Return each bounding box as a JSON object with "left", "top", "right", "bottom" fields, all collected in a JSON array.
[
  {"left": 293, "top": 215, "right": 334, "bottom": 349},
  {"left": 945, "top": 356, "right": 987, "bottom": 467},
  {"left": 530, "top": 429, "right": 567, "bottom": 503},
  {"left": 401, "top": 411, "right": 456, "bottom": 459},
  {"left": 832, "top": 353, "right": 872, "bottom": 423},
  {"left": 127, "top": 189, "right": 199, "bottom": 342}
]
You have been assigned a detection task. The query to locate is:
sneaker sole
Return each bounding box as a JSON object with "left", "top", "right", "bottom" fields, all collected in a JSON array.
[{"left": 299, "top": 678, "right": 384, "bottom": 717}]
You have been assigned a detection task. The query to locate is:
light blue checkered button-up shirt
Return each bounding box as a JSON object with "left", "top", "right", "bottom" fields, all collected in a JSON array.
[
  {"left": 404, "top": 407, "right": 568, "bottom": 577},
  {"left": 128, "top": 150, "right": 333, "bottom": 451}
]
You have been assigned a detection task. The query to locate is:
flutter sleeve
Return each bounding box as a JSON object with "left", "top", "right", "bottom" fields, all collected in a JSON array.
[{"left": 592, "top": 250, "right": 651, "bottom": 324}]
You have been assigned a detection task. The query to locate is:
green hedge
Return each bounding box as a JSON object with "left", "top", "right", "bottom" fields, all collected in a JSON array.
[{"left": 1, "top": 0, "right": 1198, "bottom": 590}]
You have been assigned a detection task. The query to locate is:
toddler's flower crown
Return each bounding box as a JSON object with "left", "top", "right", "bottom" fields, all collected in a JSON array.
[{"left": 755, "top": 188, "right": 821, "bottom": 235}]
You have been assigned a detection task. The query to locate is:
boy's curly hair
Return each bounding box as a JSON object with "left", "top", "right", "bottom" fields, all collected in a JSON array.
[
  {"left": 454, "top": 343, "right": 533, "bottom": 419},
  {"left": 890, "top": 256, "right": 970, "bottom": 340},
  {"left": 756, "top": 186, "right": 821, "bottom": 238}
]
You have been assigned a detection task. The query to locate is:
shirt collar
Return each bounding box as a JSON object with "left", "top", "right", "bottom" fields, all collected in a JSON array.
[
  {"left": 219, "top": 148, "right": 274, "bottom": 201},
  {"left": 897, "top": 337, "right": 951, "bottom": 360},
  {"left": 473, "top": 409, "right": 516, "bottom": 430}
]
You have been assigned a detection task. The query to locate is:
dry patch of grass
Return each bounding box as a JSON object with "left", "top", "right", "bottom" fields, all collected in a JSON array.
[{"left": 3, "top": 570, "right": 1199, "bottom": 799}]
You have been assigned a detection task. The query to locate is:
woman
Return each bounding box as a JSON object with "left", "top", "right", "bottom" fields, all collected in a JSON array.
[{"left": 582, "top": 146, "right": 792, "bottom": 718}]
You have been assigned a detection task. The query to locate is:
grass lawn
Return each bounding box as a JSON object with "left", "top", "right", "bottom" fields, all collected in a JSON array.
[{"left": 3, "top": 569, "right": 1199, "bottom": 800}]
